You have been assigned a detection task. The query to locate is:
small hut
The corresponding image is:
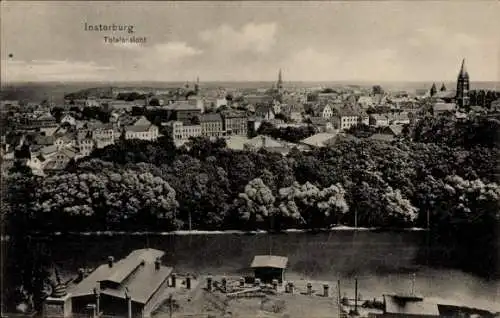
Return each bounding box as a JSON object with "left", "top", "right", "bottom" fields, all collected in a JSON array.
[{"left": 250, "top": 255, "right": 288, "bottom": 284}]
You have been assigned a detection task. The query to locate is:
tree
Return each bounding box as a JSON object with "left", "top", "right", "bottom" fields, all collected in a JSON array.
[
  {"left": 30, "top": 169, "right": 179, "bottom": 231},
  {"left": 236, "top": 178, "right": 276, "bottom": 230},
  {"left": 278, "top": 182, "right": 349, "bottom": 229},
  {"left": 372, "top": 85, "right": 384, "bottom": 95}
]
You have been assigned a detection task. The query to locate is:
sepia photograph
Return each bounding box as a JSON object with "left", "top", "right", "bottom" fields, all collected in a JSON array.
[{"left": 1, "top": 1, "right": 499, "bottom": 317}]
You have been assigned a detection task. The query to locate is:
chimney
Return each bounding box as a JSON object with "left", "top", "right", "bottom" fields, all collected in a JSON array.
[
  {"left": 77, "top": 268, "right": 84, "bottom": 282},
  {"left": 107, "top": 256, "right": 114, "bottom": 268},
  {"left": 206, "top": 276, "right": 213, "bottom": 292},
  {"left": 155, "top": 257, "right": 161, "bottom": 270}
]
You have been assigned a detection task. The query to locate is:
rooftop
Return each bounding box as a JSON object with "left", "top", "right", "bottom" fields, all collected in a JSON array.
[
  {"left": 384, "top": 294, "right": 440, "bottom": 317},
  {"left": 69, "top": 249, "right": 172, "bottom": 304},
  {"left": 300, "top": 133, "right": 338, "bottom": 148},
  {"left": 250, "top": 255, "right": 288, "bottom": 269}
]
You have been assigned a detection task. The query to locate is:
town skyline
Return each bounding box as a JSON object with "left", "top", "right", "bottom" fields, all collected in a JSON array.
[{"left": 1, "top": 1, "right": 499, "bottom": 82}]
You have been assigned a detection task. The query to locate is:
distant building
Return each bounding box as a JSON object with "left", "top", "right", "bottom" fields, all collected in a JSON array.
[
  {"left": 369, "top": 114, "right": 390, "bottom": 127},
  {"left": 166, "top": 121, "right": 202, "bottom": 142},
  {"left": 124, "top": 116, "right": 159, "bottom": 141},
  {"left": 332, "top": 109, "right": 359, "bottom": 130},
  {"left": 255, "top": 104, "right": 275, "bottom": 121},
  {"left": 456, "top": 59, "right": 470, "bottom": 108},
  {"left": 433, "top": 103, "right": 456, "bottom": 115},
  {"left": 308, "top": 117, "right": 333, "bottom": 132},
  {"left": 221, "top": 111, "right": 248, "bottom": 136},
  {"left": 200, "top": 113, "right": 224, "bottom": 138},
  {"left": 167, "top": 101, "right": 202, "bottom": 124}
]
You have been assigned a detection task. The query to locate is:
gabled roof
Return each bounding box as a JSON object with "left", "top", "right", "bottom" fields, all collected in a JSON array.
[
  {"left": 300, "top": 133, "right": 338, "bottom": 148},
  {"left": 245, "top": 135, "right": 283, "bottom": 149},
  {"left": 133, "top": 116, "right": 152, "bottom": 127},
  {"left": 250, "top": 255, "right": 288, "bottom": 269},
  {"left": 69, "top": 249, "right": 171, "bottom": 304}
]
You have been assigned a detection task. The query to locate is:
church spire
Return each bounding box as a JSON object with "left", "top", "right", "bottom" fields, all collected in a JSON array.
[
  {"left": 458, "top": 58, "right": 469, "bottom": 78},
  {"left": 456, "top": 58, "right": 470, "bottom": 108},
  {"left": 430, "top": 83, "right": 437, "bottom": 97}
]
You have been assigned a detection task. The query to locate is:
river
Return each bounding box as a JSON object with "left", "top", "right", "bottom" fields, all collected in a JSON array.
[{"left": 3, "top": 230, "right": 500, "bottom": 312}]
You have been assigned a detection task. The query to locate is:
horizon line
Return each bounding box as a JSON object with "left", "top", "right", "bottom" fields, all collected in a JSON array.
[{"left": 2, "top": 79, "right": 499, "bottom": 84}]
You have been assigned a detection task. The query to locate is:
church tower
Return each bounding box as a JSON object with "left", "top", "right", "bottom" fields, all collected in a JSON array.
[
  {"left": 277, "top": 69, "right": 283, "bottom": 94},
  {"left": 194, "top": 76, "right": 200, "bottom": 95},
  {"left": 456, "top": 59, "right": 470, "bottom": 108}
]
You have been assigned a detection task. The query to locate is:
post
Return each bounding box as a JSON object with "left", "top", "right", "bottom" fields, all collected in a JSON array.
[
  {"left": 239, "top": 277, "right": 245, "bottom": 288},
  {"left": 207, "top": 276, "right": 213, "bottom": 292},
  {"left": 186, "top": 275, "right": 191, "bottom": 290},
  {"left": 272, "top": 279, "right": 278, "bottom": 291},
  {"left": 323, "top": 284, "right": 329, "bottom": 297},
  {"left": 254, "top": 278, "right": 261, "bottom": 287},
  {"left": 94, "top": 289, "right": 100, "bottom": 317},
  {"left": 354, "top": 278, "right": 358, "bottom": 314},
  {"left": 171, "top": 273, "right": 177, "bottom": 288},
  {"left": 337, "top": 280, "right": 341, "bottom": 318},
  {"left": 288, "top": 282, "right": 294, "bottom": 294},
  {"left": 126, "top": 294, "right": 132, "bottom": 318},
  {"left": 222, "top": 276, "right": 227, "bottom": 292},
  {"left": 307, "top": 282, "right": 312, "bottom": 295}
]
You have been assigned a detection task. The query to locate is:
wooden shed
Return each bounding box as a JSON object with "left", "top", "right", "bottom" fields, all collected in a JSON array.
[{"left": 250, "top": 255, "right": 288, "bottom": 284}]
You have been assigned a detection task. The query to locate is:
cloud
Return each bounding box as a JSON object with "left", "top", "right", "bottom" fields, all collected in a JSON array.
[
  {"left": 200, "top": 22, "right": 277, "bottom": 53},
  {"left": 2, "top": 59, "right": 115, "bottom": 81},
  {"left": 284, "top": 47, "right": 403, "bottom": 81},
  {"left": 135, "top": 42, "right": 202, "bottom": 68}
]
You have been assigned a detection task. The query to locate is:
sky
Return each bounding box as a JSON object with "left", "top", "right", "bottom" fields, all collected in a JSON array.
[{"left": 1, "top": 1, "right": 499, "bottom": 83}]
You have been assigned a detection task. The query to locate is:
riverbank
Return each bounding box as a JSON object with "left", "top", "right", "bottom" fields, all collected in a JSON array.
[{"left": 1, "top": 226, "right": 428, "bottom": 241}]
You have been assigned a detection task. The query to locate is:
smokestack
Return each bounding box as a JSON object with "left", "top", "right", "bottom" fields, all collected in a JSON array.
[
  {"left": 155, "top": 257, "right": 161, "bottom": 270},
  {"left": 107, "top": 256, "right": 114, "bottom": 268}
]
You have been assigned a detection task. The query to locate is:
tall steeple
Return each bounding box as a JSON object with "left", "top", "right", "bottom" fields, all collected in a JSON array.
[
  {"left": 194, "top": 76, "right": 200, "bottom": 94},
  {"left": 430, "top": 83, "right": 437, "bottom": 97},
  {"left": 277, "top": 69, "right": 283, "bottom": 92},
  {"left": 456, "top": 58, "right": 470, "bottom": 108}
]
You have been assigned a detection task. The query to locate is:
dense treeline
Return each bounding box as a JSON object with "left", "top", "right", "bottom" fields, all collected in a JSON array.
[
  {"left": 5, "top": 116, "right": 499, "bottom": 234},
  {"left": 3, "top": 115, "right": 499, "bottom": 312}
]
